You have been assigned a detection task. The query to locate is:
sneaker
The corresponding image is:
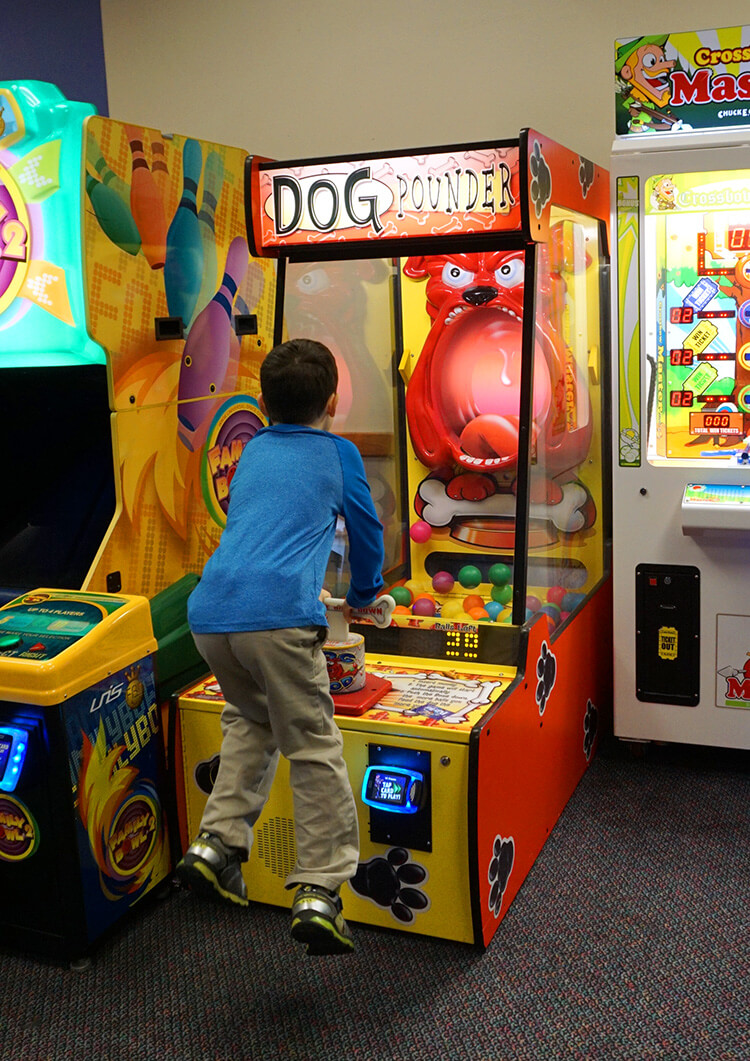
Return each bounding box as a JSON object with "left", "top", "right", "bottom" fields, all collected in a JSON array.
[
  {"left": 175, "top": 832, "right": 248, "bottom": 907},
  {"left": 290, "top": 885, "right": 355, "bottom": 955}
]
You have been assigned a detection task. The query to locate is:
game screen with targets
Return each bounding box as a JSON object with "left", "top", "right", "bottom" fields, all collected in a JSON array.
[
  {"left": 292, "top": 206, "right": 608, "bottom": 644},
  {"left": 645, "top": 169, "right": 750, "bottom": 464}
]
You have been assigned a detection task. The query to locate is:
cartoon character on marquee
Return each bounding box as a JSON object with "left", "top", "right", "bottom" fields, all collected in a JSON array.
[{"left": 403, "top": 250, "right": 595, "bottom": 546}]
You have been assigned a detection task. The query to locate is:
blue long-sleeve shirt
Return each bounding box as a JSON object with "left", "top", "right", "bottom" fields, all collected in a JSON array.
[{"left": 188, "top": 424, "right": 384, "bottom": 633}]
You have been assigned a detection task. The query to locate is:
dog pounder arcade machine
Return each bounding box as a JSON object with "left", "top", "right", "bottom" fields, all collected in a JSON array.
[
  {"left": 612, "top": 24, "right": 750, "bottom": 749},
  {"left": 176, "top": 132, "right": 612, "bottom": 947}
]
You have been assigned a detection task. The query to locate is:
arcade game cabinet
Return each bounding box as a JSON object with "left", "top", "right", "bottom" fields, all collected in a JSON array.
[
  {"left": 612, "top": 25, "right": 750, "bottom": 749},
  {"left": 176, "top": 132, "right": 613, "bottom": 948},
  {"left": 0, "top": 82, "right": 276, "bottom": 957}
]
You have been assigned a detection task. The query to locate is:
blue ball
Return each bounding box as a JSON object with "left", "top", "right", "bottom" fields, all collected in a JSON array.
[
  {"left": 561, "top": 591, "right": 586, "bottom": 613},
  {"left": 485, "top": 601, "right": 504, "bottom": 621}
]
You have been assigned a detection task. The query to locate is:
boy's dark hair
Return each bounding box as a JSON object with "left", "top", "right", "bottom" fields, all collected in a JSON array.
[{"left": 260, "top": 338, "right": 338, "bottom": 425}]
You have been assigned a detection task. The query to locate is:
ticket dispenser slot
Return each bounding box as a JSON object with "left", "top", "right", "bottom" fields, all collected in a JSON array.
[
  {"left": 365, "top": 745, "right": 431, "bottom": 852},
  {"left": 635, "top": 564, "right": 700, "bottom": 705}
]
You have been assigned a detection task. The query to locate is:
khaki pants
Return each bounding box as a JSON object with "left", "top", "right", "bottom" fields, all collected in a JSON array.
[{"left": 191, "top": 627, "right": 359, "bottom": 892}]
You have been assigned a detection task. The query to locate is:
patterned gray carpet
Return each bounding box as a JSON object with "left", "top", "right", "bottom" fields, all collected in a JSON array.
[{"left": 2, "top": 742, "right": 749, "bottom": 1060}]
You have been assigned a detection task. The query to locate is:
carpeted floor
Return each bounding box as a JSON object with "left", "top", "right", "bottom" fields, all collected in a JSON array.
[{"left": 2, "top": 741, "right": 749, "bottom": 1061}]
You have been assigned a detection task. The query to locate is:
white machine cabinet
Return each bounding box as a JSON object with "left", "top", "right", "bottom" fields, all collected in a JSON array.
[{"left": 611, "top": 24, "right": 750, "bottom": 749}]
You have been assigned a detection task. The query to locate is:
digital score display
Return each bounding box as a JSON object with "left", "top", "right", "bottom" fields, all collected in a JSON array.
[
  {"left": 728, "top": 225, "right": 750, "bottom": 252},
  {"left": 689, "top": 411, "right": 744, "bottom": 435},
  {"left": 669, "top": 348, "right": 694, "bottom": 366},
  {"left": 670, "top": 306, "right": 695, "bottom": 324},
  {"left": 670, "top": 390, "right": 694, "bottom": 407}
]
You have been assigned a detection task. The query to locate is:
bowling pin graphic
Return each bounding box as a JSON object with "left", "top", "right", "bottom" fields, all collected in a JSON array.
[
  {"left": 150, "top": 135, "right": 170, "bottom": 196},
  {"left": 164, "top": 138, "right": 204, "bottom": 329},
  {"left": 124, "top": 124, "right": 168, "bottom": 269},
  {"left": 86, "top": 173, "right": 142, "bottom": 255},
  {"left": 86, "top": 134, "right": 131, "bottom": 202},
  {"left": 195, "top": 150, "right": 225, "bottom": 314},
  {"left": 177, "top": 236, "right": 249, "bottom": 450}
]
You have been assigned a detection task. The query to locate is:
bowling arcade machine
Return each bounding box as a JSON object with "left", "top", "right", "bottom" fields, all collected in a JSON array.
[
  {"left": 612, "top": 25, "right": 750, "bottom": 750},
  {"left": 0, "top": 81, "right": 277, "bottom": 957},
  {"left": 176, "top": 133, "right": 613, "bottom": 947}
]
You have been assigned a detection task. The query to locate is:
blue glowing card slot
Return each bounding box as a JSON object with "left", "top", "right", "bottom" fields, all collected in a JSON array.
[
  {"left": 0, "top": 727, "right": 30, "bottom": 792},
  {"left": 361, "top": 765, "right": 424, "bottom": 814}
]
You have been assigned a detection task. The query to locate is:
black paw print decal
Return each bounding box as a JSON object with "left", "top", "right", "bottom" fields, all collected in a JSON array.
[
  {"left": 529, "top": 140, "right": 551, "bottom": 219},
  {"left": 194, "top": 754, "right": 220, "bottom": 795},
  {"left": 578, "top": 155, "right": 595, "bottom": 198},
  {"left": 535, "top": 641, "right": 557, "bottom": 715},
  {"left": 584, "top": 699, "right": 598, "bottom": 760},
  {"left": 488, "top": 835, "right": 514, "bottom": 917},
  {"left": 350, "top": 847, "right": 430, "bottom": 924}
]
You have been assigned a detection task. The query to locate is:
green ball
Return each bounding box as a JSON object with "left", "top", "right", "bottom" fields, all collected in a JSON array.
[
  {"left": 390, "top": 586, "right": 413, "bottom": 606},
  {"left": 491, "top": 583, "right": 513, "bottom": 605},
  {"left": 457, "top": 565, "right": 482, "bottom": 589},
  {"left": 488, "top": 562, "right": 511, "bottom": 586}
]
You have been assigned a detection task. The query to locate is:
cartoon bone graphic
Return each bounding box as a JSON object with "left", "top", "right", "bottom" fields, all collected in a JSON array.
[
  {"left": 418, "top": 476, "right": 589, "bottom": 534},
  {"left": 324, "top": 594, "right": 396, "bottom": 643}
]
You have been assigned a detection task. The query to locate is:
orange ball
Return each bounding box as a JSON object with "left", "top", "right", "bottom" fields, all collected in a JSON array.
[
  {"left": 393, "top": 605, "right": 411, "bottom": 615},
  {"left": 463, "top": 594, "right": 485, "bottom": 612},
  {"left": 468, "top": 606, "right": 490, "bottom": 620},
  {"left": 413, "top": 592, "right": 437, "bottom": 605}
]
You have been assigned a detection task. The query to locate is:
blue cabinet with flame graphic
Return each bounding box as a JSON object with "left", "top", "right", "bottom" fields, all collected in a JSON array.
[{"left": 0, "top": 589, "right": 170, "bottom": 961}]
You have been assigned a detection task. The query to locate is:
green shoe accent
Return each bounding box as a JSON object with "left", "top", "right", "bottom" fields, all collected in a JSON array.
[
  {"left": 290, "top": 885, "right": 354, "bottom": 955},
  {"left": 175, "top": 832, "right": 249, "bottom": 908}
]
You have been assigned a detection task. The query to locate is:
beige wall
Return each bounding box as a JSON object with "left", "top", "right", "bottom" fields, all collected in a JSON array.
[{"left": 101, "top": 1, "right": 750, "bottom": 167}]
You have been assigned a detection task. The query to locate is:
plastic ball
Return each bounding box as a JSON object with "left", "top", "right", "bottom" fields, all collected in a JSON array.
[
  {"left": 431, "top": 570, "right": 455, "bottom": 594},
  {"left": 488, "top": 562, "right": 512, "bottom": 586},
  {"left": 526, "top": 595, "right": 542, "bottom": 612},
  {"left": 463, "top": 594, "right": 485, "bottom": 612},
  {"left": 561, "top": 591, "right": 586, "bottom": 613},
  {"left": 540, "top": 603, "right": 561, "bottom": 627},
  {"left": 409, "top": 520, "right": 432, "bottom": 543},
  {"left": 413, "top": 592, "right": 437, "bottom": 605},
  {"left": 390, "top": 586, "right": 413, "bottom": 607},
  {"left": 403, "top": 579, "right": 423, "bottom": 599},
  {"left": 491, "top": 584, "right": 513, "bottom": 605},
  {"left": 546, "top": 585, "right": 566, "bottom": 606},
  {"left": 485, "top": 601, "right": 504, "bottom": 621},
  {"left": 412, "top": 597, "right": 437, "bottom": 617},
  {"left": 468, "top": 606, "right": 490, "bottom": 621},
  {"left": 440, "top": 599, "right": 464, "bottom": 620},
  {"left": 393, "top": 604, "right": 411, "bottom": 615},
  {"left": 458, "top": 564, "right": 482, "bottom": 589}
]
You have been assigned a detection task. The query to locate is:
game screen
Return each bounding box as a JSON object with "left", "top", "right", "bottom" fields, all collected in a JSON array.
[
  {"left": 645, "top": 169, "right": 750, "bottom": 464},
  {"left": 286, "top": 208, "right": 607, "bottom": 644}
]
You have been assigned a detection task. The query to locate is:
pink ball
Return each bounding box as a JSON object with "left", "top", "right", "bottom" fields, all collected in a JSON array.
[
  {"left": 412, "top": 597, "right": 437, "bottom": 616},
  {"left": 409, "top": 520, "right": 432, "bottom": 543},
  {"left": 526, "top": 595, "right": 542, "bottom": 612},
  {"left": 432, "top": 570, "right": 455, "bottom": 594}
]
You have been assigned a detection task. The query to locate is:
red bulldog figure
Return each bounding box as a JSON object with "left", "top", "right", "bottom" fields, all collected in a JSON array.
[{"left": 403, "top": 250, "right": 595, "bottom": 540}]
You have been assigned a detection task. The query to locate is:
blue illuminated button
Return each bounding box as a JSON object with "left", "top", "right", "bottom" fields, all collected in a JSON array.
[{"left": 362, "top": 765, "right": 425, "bottom": 814}]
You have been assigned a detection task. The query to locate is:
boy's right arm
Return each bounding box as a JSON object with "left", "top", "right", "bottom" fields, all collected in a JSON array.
[{"left": 338, "top": 443, "right": 385, "bottom": 609}]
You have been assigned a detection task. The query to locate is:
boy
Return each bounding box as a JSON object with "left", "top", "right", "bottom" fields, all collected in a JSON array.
[{"left": 177, "top": 338, "right": 384, "bottom": 955}]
